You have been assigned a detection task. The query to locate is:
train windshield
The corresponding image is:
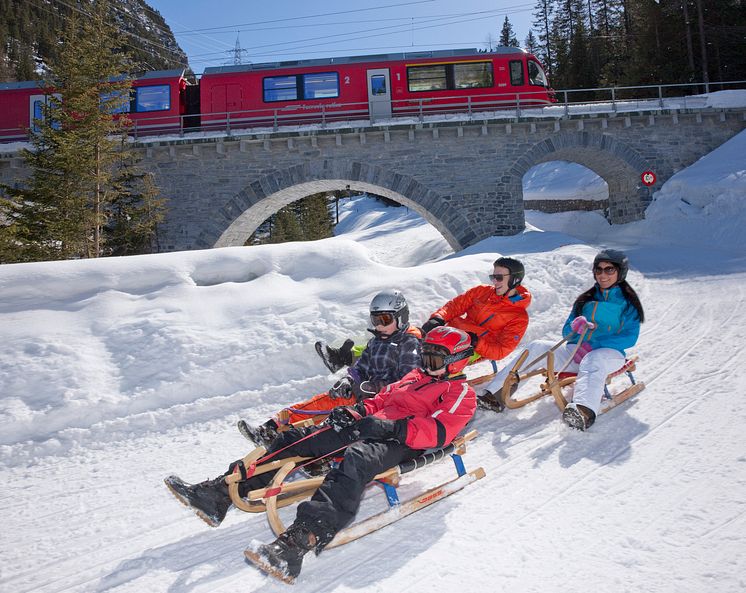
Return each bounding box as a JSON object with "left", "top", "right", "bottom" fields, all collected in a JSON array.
[{"left": 527, "top": 61, "right": 549, "bottom": 87}]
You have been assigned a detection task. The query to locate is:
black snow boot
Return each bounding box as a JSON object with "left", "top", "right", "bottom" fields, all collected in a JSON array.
[
  {"left": 164, "top": 475, "right": 232, "bottom": 527},
  {"left": 315, "top": 338, "right": 355, "bottom": 373},
  {"left": 245, "top": 523, "right": 316, "bottom": 583},
  {"left": 237, "top": 418, "right": 279, "bottom": 447},
  {"left": 477, "top": 390, "right": 505, "bottom": 413},
  {"left": 562, "top": 402, "right": 596, "bottom": 431}
]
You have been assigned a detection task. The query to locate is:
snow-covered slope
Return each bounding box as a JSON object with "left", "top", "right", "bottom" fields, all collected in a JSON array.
[{"left": 1, "top": 133, "right": 745, "bottom": 593}]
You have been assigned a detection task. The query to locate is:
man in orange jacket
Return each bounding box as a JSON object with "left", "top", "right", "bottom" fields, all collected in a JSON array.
[{"left": 421, "top": 256, "right": 531, "bottom": 375}]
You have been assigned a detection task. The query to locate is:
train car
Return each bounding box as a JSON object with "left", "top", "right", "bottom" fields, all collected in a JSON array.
[
  {"left": 0, "top": 49, "right": 553, "bottom": 143},
  {"left": 127, "top": 69, "right": 189, "bottom": 137},
  {"left": 198, "top": 47, "right": 554, "bottom": 131},
  {"left": 0, "top": 80, "right": 51, "bottom": 142},
  {"left": 0, "top": 69, "right": 187, "bottom": 143}
]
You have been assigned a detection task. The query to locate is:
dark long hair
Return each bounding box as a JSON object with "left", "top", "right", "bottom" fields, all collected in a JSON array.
[{"left": 572, "top": 280, "right": 645, "bottom": 323}]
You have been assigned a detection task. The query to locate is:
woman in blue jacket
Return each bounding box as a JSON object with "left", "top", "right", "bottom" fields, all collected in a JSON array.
[
  {"left": 482, "top": 249, "right": 644, "bottom": 431},
  {"left": 559, "top": 249, "right": 644, "bottom": 430}
]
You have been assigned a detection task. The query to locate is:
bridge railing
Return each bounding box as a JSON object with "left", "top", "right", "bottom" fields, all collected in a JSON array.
[
  {"left": 137, "top": 78, "right": 744, "bottom": 140},
  {"left": 3, "top": 80, "right": 745, "bottom": 144}
]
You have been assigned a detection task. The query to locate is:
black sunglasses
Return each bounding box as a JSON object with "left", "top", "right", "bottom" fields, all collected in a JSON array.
[
  {"left": 594, "top": 265, "right": 617, "bottom": 275},
  {"left": 489, "top": 273, "right": 509, "bottom": 282}
]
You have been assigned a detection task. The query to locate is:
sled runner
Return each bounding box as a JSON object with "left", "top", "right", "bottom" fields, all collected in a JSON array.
[
  {"left": 232, "top": 430, "right": 484, "bottom": 571},
  {"left": 495, "top": 337, "right": 645, "bottom": 414}
]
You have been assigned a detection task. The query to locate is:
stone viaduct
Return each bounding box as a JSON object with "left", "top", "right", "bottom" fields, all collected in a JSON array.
[{"left": 2, "top": 107, "right": 745, "bottom": 252}]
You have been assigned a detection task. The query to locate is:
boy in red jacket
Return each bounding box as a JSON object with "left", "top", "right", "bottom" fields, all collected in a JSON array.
[{"left": 165, "top": 326, "right": 476, "bottom": 581}]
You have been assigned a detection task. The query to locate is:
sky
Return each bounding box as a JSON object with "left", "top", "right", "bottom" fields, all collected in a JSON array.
[
  {"left": 1, "top": 111, "right": 745, "bottom": 591},
  {"left": 146, "top": 0, "right": 536, "bottom": 73}
]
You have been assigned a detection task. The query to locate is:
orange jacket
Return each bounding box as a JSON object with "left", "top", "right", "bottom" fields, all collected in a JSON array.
[{"left": 430, "top": 284, "right": 531, "bottom": 361}]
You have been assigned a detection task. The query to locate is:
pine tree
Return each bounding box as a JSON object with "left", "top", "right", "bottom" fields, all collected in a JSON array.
[
  {"left": 0, "top": 0, "right": 164, "bottom": 262},
  {"left": 106, "top": 159, "right": 166, "bottom": 255},
  {"left": 532, "top": 0, "right": 555, "bottom": 75},
  {"left": 499, "top": 16, "right": 520, "bottom": 47},
  {"left": 524, "top": 30, "right": 540, "bottom": 55}
]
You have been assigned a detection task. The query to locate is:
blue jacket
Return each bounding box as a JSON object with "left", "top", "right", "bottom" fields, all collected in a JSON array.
[{"left": 562, "top": 285, "right": 641, "bottom": 355}]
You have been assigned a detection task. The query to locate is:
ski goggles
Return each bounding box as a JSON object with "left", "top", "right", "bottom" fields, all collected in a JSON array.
[
  {"left": 422, "top": 345, "right": 449, "bottom": 371},
  {"left": 370, "top": 311, "right": 396, "bottom": 327}
]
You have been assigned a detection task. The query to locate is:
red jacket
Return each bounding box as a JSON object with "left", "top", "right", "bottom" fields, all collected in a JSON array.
[
  {"left": 430, "top": 284, "right": 531, "bottom": 361},
  {"left": 362, "top": 369, "right": 476, "bottom": 450}
]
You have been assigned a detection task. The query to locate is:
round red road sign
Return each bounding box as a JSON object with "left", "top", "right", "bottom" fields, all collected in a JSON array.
[{"left": 641, "top": 171, "right": 656, "bottom": 186}]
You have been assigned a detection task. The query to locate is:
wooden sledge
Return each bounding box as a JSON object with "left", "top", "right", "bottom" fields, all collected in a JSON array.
[
  {"left": 231, "top": 430, "right": 484, "bottom": 549},
  {"left": 498, "top": 340, "right": 645, "bottom": 415}
]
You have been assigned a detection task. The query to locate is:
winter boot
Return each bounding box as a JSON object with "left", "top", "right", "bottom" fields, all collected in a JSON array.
[
  {"left": 237, "top": 418, "right": 279, "bottom": 447},
  {"left": 562, "top": 402, "right": 596, "bottom": 431},
  {"left": 164, "top": 475, "right": 232, "bottom": 527},
  {"left": 244, "top": 523, "right": 316, "bottom": 583},
  {"left": 315, "top": 338, "right": 355, "bottom": 373},
  {"left": 477, "top": 387, "right": 511, "bottom": 413}
]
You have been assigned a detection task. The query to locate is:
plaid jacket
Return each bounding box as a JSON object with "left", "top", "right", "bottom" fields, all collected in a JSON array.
[{"left": 348, "top": 324, "right": 422, "bottom": 393}]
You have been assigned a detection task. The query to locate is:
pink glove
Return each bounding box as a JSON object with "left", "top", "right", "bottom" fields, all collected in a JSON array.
[
  {"left": 570, "top": 316, "right": 596, "bottom": 334},
  {"left": 573, "top": 342, "right": 593, "bottom": 363}
]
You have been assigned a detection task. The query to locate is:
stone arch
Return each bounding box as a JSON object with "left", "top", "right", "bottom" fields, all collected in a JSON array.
[
  {"left": 213, "top": 160, "right": 473, "bottom": 250},
  {"left": 504, "top": 131, "right": 664, "bottom": 224}
]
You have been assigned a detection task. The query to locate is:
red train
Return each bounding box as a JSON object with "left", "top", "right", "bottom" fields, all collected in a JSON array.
[
  {"left": 0, "top": 70, "right": 188, "bottom": 142},
  {"left": 0, "top": 48, "right": 553, "bottom": 143}
]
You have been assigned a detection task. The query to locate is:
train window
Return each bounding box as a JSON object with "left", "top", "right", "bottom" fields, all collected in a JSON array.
[
  {"left": 135, "top": 85, "right": 171, "bottom": 112},
  {"left": 264, "top": 76, "right": 299, "bottom": 102},
  {"left": 509, "top": 61, "right": 524, "bottom": 86},
  {"left": 528, "top": 61, "right": 548, "bottom": 87},
  {"left": 303, "top": 72, "right": 339, "bottom": 99},
  {"left": 370, "top": 75, "right": 387, "bottom": 96},
  {"left": 407, "top": 65, "right": 447, "bottom": 92},
  {"left": 100, "top": 89, "right": 130, "bottom": 114},
  {"left": 453, "top": 62, "right": 493, "bottom": 89}
]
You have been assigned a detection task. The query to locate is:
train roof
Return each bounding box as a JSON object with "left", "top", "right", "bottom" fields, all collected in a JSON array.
[
  {"left": 0, "top": 80, "right": 46, "bottom": 91},
  {"left": 202, "top": 47, "right": 529, "bottom": 76},
  {"left": 135, "top": 69, "right": 185, "bottom": 80},
  {"left": 0, "top": 69, "right": 185, "bottom": 91}
]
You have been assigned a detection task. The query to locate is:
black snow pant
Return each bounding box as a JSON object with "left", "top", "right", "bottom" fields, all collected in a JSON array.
[{"left": 228, "top": 423, "right": 420, "bottom": 546}]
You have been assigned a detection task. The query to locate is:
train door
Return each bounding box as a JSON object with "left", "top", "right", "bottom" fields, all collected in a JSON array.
[
  {"left": 366, "top": 69, "right": 391, "bottom": 120},
  {"left": 29, "top": 94, "right": 59, "bottom": 132},
  {"left": 211, "top": 83, "right": 243, "bottom": 117}
]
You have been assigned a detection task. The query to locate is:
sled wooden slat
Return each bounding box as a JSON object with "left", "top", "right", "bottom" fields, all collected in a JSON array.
[{"left": 225, "top": 446, "right": 316, "bottom": 512}]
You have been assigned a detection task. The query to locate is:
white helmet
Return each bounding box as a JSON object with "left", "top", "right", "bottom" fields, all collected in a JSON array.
[{"left": 369, "top": 290, "right": 409, "bottom": 329}]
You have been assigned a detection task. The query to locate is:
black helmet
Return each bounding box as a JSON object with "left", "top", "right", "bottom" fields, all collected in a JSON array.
[
  {"left": 494, "top": 257, "right": 525, "bottom": 290},
  {"left": 369, "top": 289, "right": 409, "bottom": 329},
  {"left": 593, "top": 249, "right": 629, "bottom": 282}
]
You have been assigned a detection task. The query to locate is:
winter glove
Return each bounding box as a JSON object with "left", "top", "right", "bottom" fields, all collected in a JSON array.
[
  {"left": 328, "top": 375, "right": 354, "bottom": 400},
  {"left": 421, "top": 316, "right": 446, "bottom": 336},
  {"left": 354, "top": 380, "right": 379, "bottom": 400},
  {"left": 570, "top": 316, "right": 596, "bottom": 335},
  {"left": 326, "top": 406, "right": 360, "bottom": 432},
  {"left": 356, "top": 416, "right": 408, "bottom": 443},
  {"left": 467, "top": 331, "right": 479, "bottom": 347},
  {"left": 572, "top": 341, "right": 593, "bottom": 364}
]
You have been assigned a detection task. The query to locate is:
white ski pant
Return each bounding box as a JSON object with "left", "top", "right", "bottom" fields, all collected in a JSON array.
[{"left": 485, "top": 340, "right": 626, "bottom": 415}]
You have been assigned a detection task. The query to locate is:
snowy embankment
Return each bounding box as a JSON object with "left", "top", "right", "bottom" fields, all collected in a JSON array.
[{"left": 1, "top": 132, "right": 745, "bottom": 593}]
